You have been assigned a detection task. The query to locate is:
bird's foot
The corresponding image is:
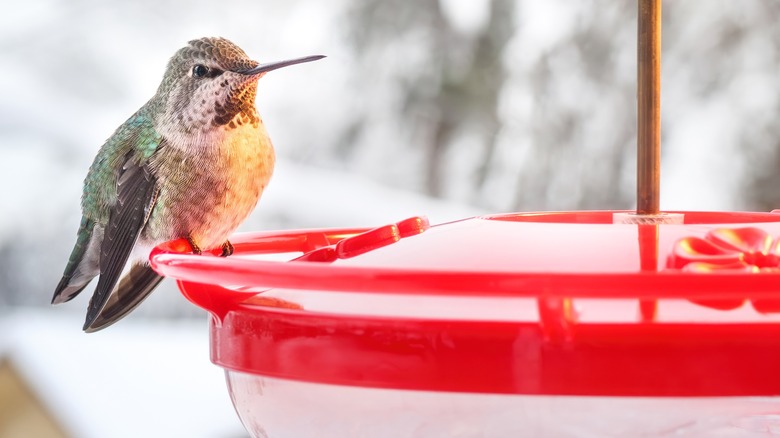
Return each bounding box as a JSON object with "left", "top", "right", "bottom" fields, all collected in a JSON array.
[
  {"left": 186, "top": 236, "right": 202, "bottom": 255},
  {"left": 220, "top": 240, "right": 234, "bottom": 257}
]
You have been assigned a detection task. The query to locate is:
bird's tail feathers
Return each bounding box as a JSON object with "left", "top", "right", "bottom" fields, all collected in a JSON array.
[{"left": 83, "top": 262, "right": 164, "bottom": 333}]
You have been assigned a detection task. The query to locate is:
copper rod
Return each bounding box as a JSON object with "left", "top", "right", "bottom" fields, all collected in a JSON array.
[{"left": 637, "top": 0, "right": 662, "bottom": 215}]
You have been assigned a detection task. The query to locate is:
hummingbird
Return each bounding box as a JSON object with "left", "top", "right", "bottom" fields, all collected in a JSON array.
[{"left": 52, "top": 37, "right": 324, "bottom": 332}]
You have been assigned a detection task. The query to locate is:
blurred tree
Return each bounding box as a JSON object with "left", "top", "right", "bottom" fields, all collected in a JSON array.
[
  {"left": 727, "top": 4, "right": 780, "bottom": 210},
  {"left": 507, "top": 2, "right": 636, "bottom": 210},
  {"left": 344, "top": 0, "right": 514, "bottom": 199},
  {"left": 343, "top": 1, "right": 640, "bottom": 210},
  {"left": 657, "top": 1, "right": 780, "bottom": 210},
  {"left": 342, "top": 0, "right": 780, "bottom": 211}
]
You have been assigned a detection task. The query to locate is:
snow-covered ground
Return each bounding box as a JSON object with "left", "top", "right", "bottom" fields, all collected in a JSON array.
[{"left": 0, "top": 309, "right": 246, "bottom": 438}]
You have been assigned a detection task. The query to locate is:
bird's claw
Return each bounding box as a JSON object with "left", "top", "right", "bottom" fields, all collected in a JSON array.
[
  {"left": 220, "top": 240, "right": 234, "bottom": 257},
  {"left": 186, "top": 236, "right": 202, "bottom": 255}
]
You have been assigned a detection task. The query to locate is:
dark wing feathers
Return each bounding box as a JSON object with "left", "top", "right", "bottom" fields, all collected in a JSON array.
[
  {"left": 84, "top": 263, "right": 164, "bottom": 333},
  {"left": 83, "top": 153, "right": 158, "bottom": 331}
]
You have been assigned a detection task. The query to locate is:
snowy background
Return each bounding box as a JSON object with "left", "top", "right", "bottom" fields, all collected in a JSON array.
[{"left": 2, "top": 0, "right": 780, "bottom": 436}]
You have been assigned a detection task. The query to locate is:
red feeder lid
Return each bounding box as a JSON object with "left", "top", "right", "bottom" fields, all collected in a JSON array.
[{"left": 151, "top": 211, "right": 780, "bottom": 396}]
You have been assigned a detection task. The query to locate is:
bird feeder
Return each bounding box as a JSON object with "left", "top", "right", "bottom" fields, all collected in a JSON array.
[{"left": 151, "top": 1, "right": 780, "bottom": 436}]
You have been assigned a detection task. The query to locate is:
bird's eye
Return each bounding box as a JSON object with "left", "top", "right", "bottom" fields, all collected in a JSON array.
[{"left": 192, "top": 64, "right": 209, "bottom": 78}]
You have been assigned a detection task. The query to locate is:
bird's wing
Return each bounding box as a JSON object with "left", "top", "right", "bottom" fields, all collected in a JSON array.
[{"left": 83, "top": 151, "right": 159, "bottom": 330}]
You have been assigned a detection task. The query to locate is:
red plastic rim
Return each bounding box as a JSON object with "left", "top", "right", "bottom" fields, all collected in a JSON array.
[
  {"left": 210, "top": 305, "right": 780, "bottom": 396},
  {"left": 150, "top": 211, "right": 780, "bottom": 396},
  {"left": 150, "top": 214, "right": 780, "bottom": 301}
]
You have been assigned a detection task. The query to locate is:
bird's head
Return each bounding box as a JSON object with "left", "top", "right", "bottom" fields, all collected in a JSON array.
[{"left": 154, "top": 37, "right": 323, "bottom": 134}]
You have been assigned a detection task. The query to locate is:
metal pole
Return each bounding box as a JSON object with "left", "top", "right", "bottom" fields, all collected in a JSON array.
[{"left": 637, "top": 0, "right": 662, "bottom": 215}]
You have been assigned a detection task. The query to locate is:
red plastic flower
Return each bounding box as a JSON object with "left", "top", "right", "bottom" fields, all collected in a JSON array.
[
  {"left": 668, "top": 227, "right": 780, "bottom": 273},
  {"left": 667, "top": 227, "right": 780, "bottom": 311}
]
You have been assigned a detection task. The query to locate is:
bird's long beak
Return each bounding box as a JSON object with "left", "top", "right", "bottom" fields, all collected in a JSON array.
[{"left": 239, "top": 55, "right": 326, "bottom": 76}]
